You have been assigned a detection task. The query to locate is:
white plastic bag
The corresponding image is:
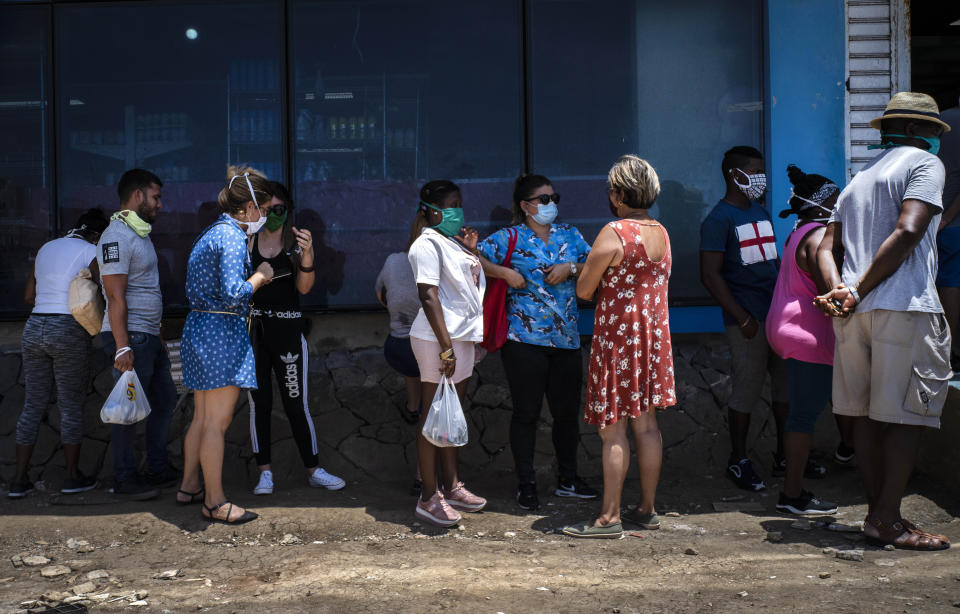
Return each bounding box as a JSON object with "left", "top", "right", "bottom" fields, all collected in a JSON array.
[
  {"left": 100, "top": 369, "right": 152, "bottom": 425},
  {"left": 421, "top": 375, "right": 469, "bottom": 447}
]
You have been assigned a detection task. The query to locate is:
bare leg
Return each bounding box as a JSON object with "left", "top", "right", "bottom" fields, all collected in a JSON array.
[
  {"left": 62, "top": 443, "right": 81, "bottom": 479},
  {"left": 834, "top": 413, "right": 855, "bottom": 449},
  {"left": 595, "top": 420, "right": 630, "bottom": 526},
  {"left": 405, "top": 376, "right": 423, "bottom": 414},
  {"left": 782, "top": 431, "right": 812, "bottom": 498},
  {"left": 728, "top": 408, "right": 750, "bottom": 460},
  {"left": 200, "top": 386, "right": 241, "bottom": 518},
  {"left": 630, "top": 411, "right": 662, "bottom": 516},
  {"left": 771, "top": 401, "right": 789, "bottom": 459},
  {"left": 872, "top": 423, "right": 924, "bottom": 525},
  {"left": 852, "top": 417, "right": 884, "bottom": 513},
  {"left": 12, "top": 444, "right": 34, "bottom": 484},
  {"left": 417, "top": 381, "right": 441, "bottom": 501},
  {"left": 436, "top": 380, "right": 468, "bottom": 492},
  {"left": 177, "top": 391, "right": 205, "bottom": 502}
]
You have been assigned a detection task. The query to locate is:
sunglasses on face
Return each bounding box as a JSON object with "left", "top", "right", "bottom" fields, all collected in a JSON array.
[
  {"left": 265, "top": 204, "right": 286, "bottom": 216},
  {"left": 525, "top": 193, "right": 561, "bottom": 206}
]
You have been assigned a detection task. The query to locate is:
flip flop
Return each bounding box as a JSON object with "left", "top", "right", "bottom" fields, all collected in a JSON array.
[{"left": 561, "top": 521, "right": 623, "bottom": 539}]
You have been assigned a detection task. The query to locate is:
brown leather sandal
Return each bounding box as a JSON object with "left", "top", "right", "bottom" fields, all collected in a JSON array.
[
  {"left": 900, "top": 518, "right": 950, "bottom": 544},
  {"left": 864, "top": 516, "right": 949, "bottom": 551}
]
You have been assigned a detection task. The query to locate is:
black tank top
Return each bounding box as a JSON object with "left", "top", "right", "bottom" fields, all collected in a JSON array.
[{"left": 250, "top": 234, "right": 299, "bottom": 308}]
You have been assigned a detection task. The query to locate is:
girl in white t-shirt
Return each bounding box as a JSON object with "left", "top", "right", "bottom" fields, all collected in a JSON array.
[{"left": 407, "top": 180, "right": 487, "bottom": 527}]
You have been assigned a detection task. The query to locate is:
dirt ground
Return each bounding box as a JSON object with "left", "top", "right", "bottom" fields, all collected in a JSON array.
[{"left": 1, "top": 458, "right": 958, "bottom": 614}]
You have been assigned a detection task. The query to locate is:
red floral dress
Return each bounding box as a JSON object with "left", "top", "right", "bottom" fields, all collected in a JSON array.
[{"left": 585, "top": 220, "right": 676, "bottom": 428}]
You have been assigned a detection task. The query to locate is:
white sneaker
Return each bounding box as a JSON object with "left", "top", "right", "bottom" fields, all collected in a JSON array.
[
  {"left": 308, "top": 468, "right": 345, "bottom": 491},
  {"left": 253, "top": 470, "right": 274, "bottom": 495}
]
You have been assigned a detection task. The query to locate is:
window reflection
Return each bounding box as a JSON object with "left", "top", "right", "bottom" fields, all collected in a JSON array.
[
  {"left": 0, "top": 6, "right": 52, "bottom": 315},
  {"left": 56, "top": 2, "right": 283, "bottom": 309}
]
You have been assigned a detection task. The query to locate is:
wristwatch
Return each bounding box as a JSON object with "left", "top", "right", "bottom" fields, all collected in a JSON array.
[{"left": 569, "top": 262, "right": 577, "bottom": 276}]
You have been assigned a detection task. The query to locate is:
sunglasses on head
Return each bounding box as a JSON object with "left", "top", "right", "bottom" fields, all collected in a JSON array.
[
  {"left": 265, "top": 204, "right": 286, "bottom": 216},
  {"left": 525, "top": 193, "right": 561, "bottom": 205}
]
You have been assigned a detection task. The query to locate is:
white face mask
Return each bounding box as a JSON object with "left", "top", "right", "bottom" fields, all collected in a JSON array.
[
  {"left": 732, "top": 169, "right": 767, "bottom": 201},
  {"left": 229, "top": 172, "right": 267, "bottom": 235}
]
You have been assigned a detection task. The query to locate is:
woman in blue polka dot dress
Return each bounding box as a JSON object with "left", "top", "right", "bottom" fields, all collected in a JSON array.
[{"left": 176, "top": 166, "right": 275, "bottom": 524}]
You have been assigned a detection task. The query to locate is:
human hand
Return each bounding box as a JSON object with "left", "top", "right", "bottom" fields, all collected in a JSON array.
[
  {"left": 454, "top": 226, "right": 479, "bottom": 251},
  {"left": 504, "top": 268, "right": 526, "bottom": 289},
  {"left": 292, "top": 226, "right": 314, "bottom": 264},
  {"left": 544, "top": 263, "right": 572, "bottom": 285},
  {"left": 815, "top": 284, "right": 855, "bottom": 317},
  {"left": 739, "top": 317, "right": 759, "bottom": 340},
  {"left": 114, "top": 348, "right": 134, "bottom": 372},
  {"left": 439, "top": 356, "right": 456, "bottom": 378},
  {"left": 256, "top": 261, "right": 274, "bottom": 283}
]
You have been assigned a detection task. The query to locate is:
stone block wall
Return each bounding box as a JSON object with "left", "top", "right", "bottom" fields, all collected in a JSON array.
[{"left": 0, "top": 325, "right": 808, "bottom": 492}]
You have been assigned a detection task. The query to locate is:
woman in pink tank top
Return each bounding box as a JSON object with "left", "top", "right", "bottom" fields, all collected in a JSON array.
[{"left": 766, "top": 165, "right": 854, "bottom": 516}]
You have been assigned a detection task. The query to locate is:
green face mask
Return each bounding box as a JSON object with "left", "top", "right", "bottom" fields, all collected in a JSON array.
[
  {"left": 420, "top": 200, "right": 465, "bottom": 237},
  {"left": 265, "top": 210, "right": 287, "bottom": 232},
  {"left": 111, "top": 210, "right": 151, "bottom": 238},
  {"left": 867, "top": 133, "right": 941, "bottom": 156}
]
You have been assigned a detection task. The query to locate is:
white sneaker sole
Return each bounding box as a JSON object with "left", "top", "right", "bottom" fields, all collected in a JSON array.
[
  {"left": 776, "top": 503, "right": 838, "bottom": 516},
  {"left": 7, "top": 489, "right": 33, "bottom": 499},
  {"left": 310, "top": 480, "right": 345, "bottom": 491},
  {"left": 447, "top": 499, "right": 486, "bottom": 512},
  {"left": 414, "top": 505, "right": 461, "bottom": 527},
  {"left": 61, "top": 482, "right": 99, "bottom": 494},
  {"left": 555, "top": 487, "right": 599, "bottom": 499},
  {"left": 253, "top": 487, "right": 273, "bottom": 495}
]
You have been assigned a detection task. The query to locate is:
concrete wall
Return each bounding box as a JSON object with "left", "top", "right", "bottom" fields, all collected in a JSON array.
[{"left": 0, "top": 314, "right": 805, "bottom": 492}]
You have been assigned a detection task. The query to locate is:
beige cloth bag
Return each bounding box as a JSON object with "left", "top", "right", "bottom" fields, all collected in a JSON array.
[{"left": 68, "top": 268, "right": 104, "bottom": 336}]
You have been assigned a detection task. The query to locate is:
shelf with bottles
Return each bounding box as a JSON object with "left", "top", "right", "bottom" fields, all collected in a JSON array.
[
  {"left": 69, "top": 107, "right": 191, "bottom": 167},
  {"left": 229, "top": 109, "right": 281, "bottom": 145}
]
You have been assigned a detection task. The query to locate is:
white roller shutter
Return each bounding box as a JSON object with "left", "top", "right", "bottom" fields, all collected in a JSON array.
[{"left": 845, "top": 0, "right": 910, "bottom": 178}]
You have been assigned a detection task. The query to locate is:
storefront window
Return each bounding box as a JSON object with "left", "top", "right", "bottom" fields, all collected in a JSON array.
[
  {"left": 0, "top": 6, "right": 52, "bottom": 316},
  {"left": 290, "top": 0, "right": 523, "bottom": 308},
  {"left": 528, "top": 0, "right": 763, "bottom": 301},
  {"left": 56, "top": 1, "right": 283, "bottom": 308}
]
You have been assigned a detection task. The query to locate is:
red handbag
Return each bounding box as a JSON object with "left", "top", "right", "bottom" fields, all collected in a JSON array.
[{"left": 480, "top": 228, "right": 519, "bottom": 353}]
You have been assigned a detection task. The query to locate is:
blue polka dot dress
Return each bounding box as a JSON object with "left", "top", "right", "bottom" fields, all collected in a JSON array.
[{"left": 181, "top": 214, "right": 258, "bottom": 391}]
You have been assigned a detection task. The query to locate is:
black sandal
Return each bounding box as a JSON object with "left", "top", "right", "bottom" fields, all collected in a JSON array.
[
  {"left": 176, "top": 488, "right": 204, "bottom": 506},
  {"left": 201, "top": 501, "right": 259, "bottom": 525}
]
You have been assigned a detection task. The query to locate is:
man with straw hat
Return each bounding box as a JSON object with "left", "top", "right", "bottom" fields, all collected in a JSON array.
[{"left": 816, "top": 92, "right": 951, "bottom": 551}]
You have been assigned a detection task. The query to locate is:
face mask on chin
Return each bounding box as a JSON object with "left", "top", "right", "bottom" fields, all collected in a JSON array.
[{"left": 732, "top": 169, "right": 767, "bottom": 201}]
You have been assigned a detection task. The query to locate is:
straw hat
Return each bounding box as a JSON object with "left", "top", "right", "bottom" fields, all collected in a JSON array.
[{"left": 870, "top": 92, "right": 951, "bottom": 132}]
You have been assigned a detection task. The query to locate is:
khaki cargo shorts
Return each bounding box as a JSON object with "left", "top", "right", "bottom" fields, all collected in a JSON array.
[
  {"left": 832, "top": 310, "right": 952, "bottom": 428},
  {"left": 724, "top": 323, "right": 788, "bottom": 415}
]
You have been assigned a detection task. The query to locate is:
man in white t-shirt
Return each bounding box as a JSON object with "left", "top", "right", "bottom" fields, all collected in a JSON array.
[{"left": 817, "top": 92, "right": 951, "bottom": 551}]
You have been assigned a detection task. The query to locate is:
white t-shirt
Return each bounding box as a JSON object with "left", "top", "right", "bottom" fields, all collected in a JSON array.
[
  {"left": 32, "top": 236, "right": 97, "bottom": 315},
  {"left": 830, "top": 146, "right": 945, "bottom": 313},
  {"left": 407, "top": 228, "right": 486, "bottom": 343},
  {"left": 375, "top": 252, "right": 421, "bottom": 338}
]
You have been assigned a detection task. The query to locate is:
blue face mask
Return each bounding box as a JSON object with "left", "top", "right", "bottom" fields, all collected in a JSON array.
[
  {"left": 868, "top": 133, "right": 941, "bottom": 156},
  {"left": 530, "top": 201, "right": 558, "bottom": 225}
]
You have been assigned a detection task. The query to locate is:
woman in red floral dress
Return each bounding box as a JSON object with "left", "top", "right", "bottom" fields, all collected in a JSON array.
[{"left": 562, "top": 155, "right": 676, "bottom": 539}]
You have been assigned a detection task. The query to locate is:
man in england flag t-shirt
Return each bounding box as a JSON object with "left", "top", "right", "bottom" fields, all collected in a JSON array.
[{"left": 699, "top": 145, "right": 789, "bottom": 495}]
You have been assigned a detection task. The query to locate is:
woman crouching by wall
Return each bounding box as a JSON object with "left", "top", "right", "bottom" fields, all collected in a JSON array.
[{"left": 408, "top": 179, "right": 487, "bottom": 527}]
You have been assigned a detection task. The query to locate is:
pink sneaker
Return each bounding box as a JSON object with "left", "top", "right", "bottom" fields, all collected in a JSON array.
[
  {"left": 415, "top": 491, "right": 462, "bottom": 527},
  {"left": 442, "top": 482, "right": 487, "bottom": 512}
]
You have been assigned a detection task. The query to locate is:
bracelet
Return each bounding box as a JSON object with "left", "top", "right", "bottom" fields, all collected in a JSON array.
[
  {"left": 439, "top": 348, "right": 455, "bottom": 361},
  {"left": 738, "top": 315, "right": 752, "bottom": 329},
  {"left": 298, "top": 264, "right": 315, "bottom": 273},
  {"left": 115, "top": 346, "right": 132, "bottom": 359},
  {"left": 849, "top": 284, "right": 861, "bottom": 304}
]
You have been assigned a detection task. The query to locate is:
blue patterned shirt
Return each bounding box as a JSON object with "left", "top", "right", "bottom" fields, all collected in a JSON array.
[
  {"left": 185, "top": 214, "right": 254, "bottom": 315},
  {"left": 478, "top": 223, "right": 590, "bottom": 349}
]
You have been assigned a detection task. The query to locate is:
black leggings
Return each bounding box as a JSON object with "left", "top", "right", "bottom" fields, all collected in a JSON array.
[
  {"left": 500, "top": 340, "right": 582, "bottom": 484},
  {"left": 248, "top": 316, "right": 319, "bottom": 468}
]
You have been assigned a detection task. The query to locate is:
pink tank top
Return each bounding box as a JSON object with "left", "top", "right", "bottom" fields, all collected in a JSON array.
[{"left": 765, "top": 222, "right": 834, "bottom": 366}]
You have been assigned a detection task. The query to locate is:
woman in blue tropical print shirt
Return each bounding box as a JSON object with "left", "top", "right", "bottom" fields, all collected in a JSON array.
[{"left": 478, "top": 174, "right": 599, "bottom": 511}]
